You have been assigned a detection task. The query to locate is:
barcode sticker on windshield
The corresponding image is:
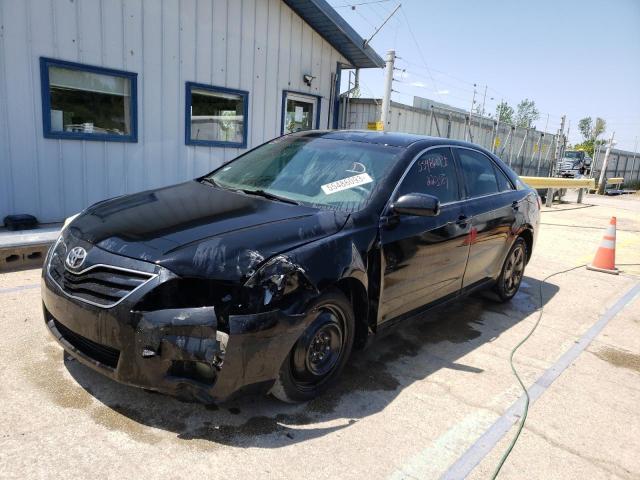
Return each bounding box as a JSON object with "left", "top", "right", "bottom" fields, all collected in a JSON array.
[{"left": 321, "top": 173, "right": 373, "bottom": 195}]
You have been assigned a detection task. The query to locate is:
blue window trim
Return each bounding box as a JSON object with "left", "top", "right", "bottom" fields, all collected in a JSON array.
[
  {"left": 332, "top": 63, "right": 343, "bottom": 129},
  {"left": 185, "top": 81, "right": 249, "bottom": 148},
  {"left": 39, "top": 57, "right": 138, "bottom": 142},
  {"left": 280, "top": 90, "right": 322, "bottom": 135}
]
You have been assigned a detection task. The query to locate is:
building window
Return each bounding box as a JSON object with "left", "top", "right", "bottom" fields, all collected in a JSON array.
[
  {"left": 281, "top": 91, "right": 321, "bottom": 135},
  {"left": 185, "top": 82, "right": 248, "bottom": 148},
  {"left": 40, "top": 57, "right": 137, "bottom": 142}
]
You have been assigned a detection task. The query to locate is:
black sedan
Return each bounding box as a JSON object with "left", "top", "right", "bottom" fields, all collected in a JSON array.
[{"left": 42, "top": 131, "right": 539, "bottom": 403}]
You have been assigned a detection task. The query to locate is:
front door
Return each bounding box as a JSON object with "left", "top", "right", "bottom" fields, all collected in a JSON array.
[
  {"left": 282, "top": 92, "right": 318, "bottom": 134},
  {"left": 379, "top": 147, "right": 471, "bottom": 323}
]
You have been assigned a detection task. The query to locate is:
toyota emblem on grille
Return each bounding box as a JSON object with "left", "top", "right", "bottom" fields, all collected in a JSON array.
[{"left": 66, "top": 246, "right": 87, "bottom": 269}]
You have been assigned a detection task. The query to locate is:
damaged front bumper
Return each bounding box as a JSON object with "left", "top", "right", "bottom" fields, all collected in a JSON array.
[{"left": 42, "top": 266, "right": 309, "bottom": 403}]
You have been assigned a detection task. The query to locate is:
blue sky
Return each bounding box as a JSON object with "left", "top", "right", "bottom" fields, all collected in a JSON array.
[{"left": 330, "top": 0, "right": 640, "bottom": 151}]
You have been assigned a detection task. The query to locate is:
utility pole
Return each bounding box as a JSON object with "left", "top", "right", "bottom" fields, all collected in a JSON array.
[
  {"left": 466, "top": 84, "right": 477, "bottom": 141},
  {"left": 631, "top": 136, "right": 638, "bottom": 182},
  {"left": 564, "top": 119, "right": 571, "bottom": 158},
  {"left": 591, "top": 142, "right": 603, "bottom": 178},
  {"left": 535, "top": 132, "right": 545, "bottom": 176},
  {"left": 480, "top": 85, "right": 488, "bottom": 117},
  {"left": 380, "top": 49, "right": 395, "bottom": 131},
  {"left": 552, "top": 115, "right": 566, "bottom": 177},
  {"left": 492, "top": 97, "right": 503, "bottom": 153},
  {"left": 479, "top": 86, "right": 490, "bottom": 148},
  {"left": 597, "top": 132, "right": 615, "bottom": 195},
  {"left": 508, "top": 126, "right": 516, "bottom": 166}
]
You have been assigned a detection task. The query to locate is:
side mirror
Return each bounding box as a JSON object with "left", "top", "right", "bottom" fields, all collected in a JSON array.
[{"left": 391, "top": 193, "right": 440, "bottom": 217}]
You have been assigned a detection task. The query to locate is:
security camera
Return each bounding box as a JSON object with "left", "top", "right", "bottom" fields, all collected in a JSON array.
[{"left": 303, "top": 74, "right": 315, "bottom": 87}]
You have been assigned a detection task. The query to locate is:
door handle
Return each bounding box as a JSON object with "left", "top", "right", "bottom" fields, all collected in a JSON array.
[{"left": 456, "top": 215, "right": 468, "bottom": 226}]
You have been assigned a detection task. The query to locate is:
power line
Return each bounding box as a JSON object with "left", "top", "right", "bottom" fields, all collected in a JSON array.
[
  {"left": 398, "top": 5, "right": 444, "bottom": 100},
  {"left": 399, "top": 66, "right": 479, "bottom": 95},
  {"left": 335, "top": 2, "right": 608, "bottom": 133},
  {"left": 400, "top": 58, "right": 480, "bottom": 89},
  {"left": 399, "top": 58, "right": 565, "bottom": 123},
  {"left": 369, "top": 1, "right": 403, "bottom": 27},
  {"left": 331, "top": 0, "right": 392, "bottom": 8},
  {"left": 352, "top": 7, "right": 377, "bottom": 30}
]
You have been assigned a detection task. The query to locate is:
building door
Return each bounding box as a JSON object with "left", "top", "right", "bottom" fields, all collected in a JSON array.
[{"left": 282, "top": 92, "right": 318, "bottom": 134}]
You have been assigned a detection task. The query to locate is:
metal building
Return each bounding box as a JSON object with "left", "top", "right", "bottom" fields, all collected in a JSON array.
[{"left": 0, "top": 0, "right": 382, "bottom": 224}]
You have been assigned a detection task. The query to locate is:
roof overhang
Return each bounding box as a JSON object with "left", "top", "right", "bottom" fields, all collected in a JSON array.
[{"left": 283, "top": 0, "right": 384, "bottom": 69}]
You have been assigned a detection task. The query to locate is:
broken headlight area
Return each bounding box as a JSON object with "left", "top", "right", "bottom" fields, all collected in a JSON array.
[
  {"left": 243, "top": 254, "right": 317, "bottom": 308},
  {"left": 133, "top": 278, "right": 243, "bottom": 332}
]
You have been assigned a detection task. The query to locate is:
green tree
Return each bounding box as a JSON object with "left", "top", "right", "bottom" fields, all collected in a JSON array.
[
  {"left": 578, "top": 116, "right": 606, "bottom": 142},
  {"left": 514, "top": 99, "right": 540, "bottom": 129},
  {"left": 593, "top": 117, "right": 606, "bottom": 139},
  {"left": 496, "top": 101, "right": 514, "bottom": 124},
  {"left": 578, "top": 117, "right": 593, "bottom": 141},
  {"left": 573, "top": 138, "right": 607, "bottom": 157}
]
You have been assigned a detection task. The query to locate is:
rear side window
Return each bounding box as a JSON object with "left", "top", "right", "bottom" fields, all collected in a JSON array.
[
  {"left": 396, "top": 147, "right": 460, "bottom": 204},
  {"left": 495, "top": 166, "right": 514, "bottom": 191},
  {"left": 456, "top": 149, "right": 499, "bottom": 197}
]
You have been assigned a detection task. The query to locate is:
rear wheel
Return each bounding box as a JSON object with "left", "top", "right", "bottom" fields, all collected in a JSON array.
[
  {"left": 494, "top": 237, "right": 527, "bottom": 302},
  {"left": 271, "top": 289, "right": 355, "bottom": 403}
]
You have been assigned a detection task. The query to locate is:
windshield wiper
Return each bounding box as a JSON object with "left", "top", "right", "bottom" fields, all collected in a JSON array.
[
  {"left": 201, "top": 177, "right": 219, "bottom": 187},
  {"left": 239, "top": 189, "right": 300, "bottom": 205}
]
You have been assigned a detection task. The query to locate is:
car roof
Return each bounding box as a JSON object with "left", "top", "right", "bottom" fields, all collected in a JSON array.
[{"left": 291, "top": 129, "right": 486, "bottom": 150}]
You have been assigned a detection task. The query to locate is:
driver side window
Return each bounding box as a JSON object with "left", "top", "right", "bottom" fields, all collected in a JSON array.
[{"left": 396, "top": 147, "right": 460, "bottom": 204}]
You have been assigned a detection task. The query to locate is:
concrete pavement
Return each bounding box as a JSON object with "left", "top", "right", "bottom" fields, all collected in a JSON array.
[{"left": 1, "top": 193, "right": 639, "bottom": 479}]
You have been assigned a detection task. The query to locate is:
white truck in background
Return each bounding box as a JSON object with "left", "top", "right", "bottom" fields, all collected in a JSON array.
[{"left": 556, "top": 150, "right": 592, "bottom": 178}]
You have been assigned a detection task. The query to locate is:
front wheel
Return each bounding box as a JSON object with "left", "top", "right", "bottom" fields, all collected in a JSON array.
[
  {"left": 494, "top": 237, "right": 528, "bottom": 302},
  {"left": 270, "top": 289, "right": 355, "bottom": 403}
]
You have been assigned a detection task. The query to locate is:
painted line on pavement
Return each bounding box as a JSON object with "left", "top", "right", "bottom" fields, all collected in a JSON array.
[
  {"left": 0, "top": 283, "right": 40, "bottom": 294},
  {"left": 438, "top": 281, "right": 640, "bottom": 480}
]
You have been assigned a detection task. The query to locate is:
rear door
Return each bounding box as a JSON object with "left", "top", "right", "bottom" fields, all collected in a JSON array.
[
  {"left": 378, "top": 147, "right": 470, "bottom": 323},
  {"left": 453, "top": 147, "right": 519, "bottom": 288}
]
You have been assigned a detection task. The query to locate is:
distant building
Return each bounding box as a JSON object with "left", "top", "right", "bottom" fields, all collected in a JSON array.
[{"left": 0, "top": 0, "right": 382, "bottom": 224}]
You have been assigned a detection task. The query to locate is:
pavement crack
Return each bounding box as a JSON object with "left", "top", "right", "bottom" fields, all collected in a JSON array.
[{"left": 525, "top": 424, "right": 638, "bottom": 480}]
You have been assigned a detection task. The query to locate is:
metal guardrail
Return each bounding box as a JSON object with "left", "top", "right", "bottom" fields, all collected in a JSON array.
[
  {"left": 606, "top": 177, "right": 624, "bottom": 185},
  {"left": 521, "top": 176, "right": 595, "bottom": 207},
  {"left": 520, "top": 176, "right": 595, "bottom": 189}
]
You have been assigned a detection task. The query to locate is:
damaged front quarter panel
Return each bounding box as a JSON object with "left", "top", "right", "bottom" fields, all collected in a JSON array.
[{"left": 243, "top": 254, "right": 319, "bottom": 307}]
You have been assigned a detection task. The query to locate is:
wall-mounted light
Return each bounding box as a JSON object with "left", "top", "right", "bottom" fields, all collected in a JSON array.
[{"left": 303, "top": 74, "right": 315, "bottom": 87}]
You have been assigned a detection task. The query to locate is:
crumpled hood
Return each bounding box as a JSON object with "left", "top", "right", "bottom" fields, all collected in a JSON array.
[{"left": 69, "top": 180, "right": 348, "bottom": 280}]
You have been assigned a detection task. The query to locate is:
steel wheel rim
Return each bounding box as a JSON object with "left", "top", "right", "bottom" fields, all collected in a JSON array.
[
  {"left": 504, "top": 245, "right": 525, "bottom": 296},
  {"left": 290, "top": 304, "right": 346, "bottom": 389}
]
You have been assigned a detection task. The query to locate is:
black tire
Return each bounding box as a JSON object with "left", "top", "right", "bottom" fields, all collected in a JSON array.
[
  {"left": 271, "top": 289, "right": 355, "bottom": 403},
  {"left": 494, "top": 237, "right": 528, "bottom": 302}
]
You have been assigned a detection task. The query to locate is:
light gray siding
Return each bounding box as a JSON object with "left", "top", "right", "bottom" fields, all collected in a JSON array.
[
  {"left": 0, "top": 0, "right": 346, "bottom": 223},
  {"left": 596, "top": 148, "right": 640, "bottom": 183}
]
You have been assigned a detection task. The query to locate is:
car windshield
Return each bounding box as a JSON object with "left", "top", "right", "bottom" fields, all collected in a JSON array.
[
  {"left": 206, "top": 136, "right": 402, "bottom": 212},
  {"left": 564, "top": 151, "right": 582, "bottom": 159}
]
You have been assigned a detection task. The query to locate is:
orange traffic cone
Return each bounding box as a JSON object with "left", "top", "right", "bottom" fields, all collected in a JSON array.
[{"left": 587, "top": 217, "right": 619, "bottom": 275}]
